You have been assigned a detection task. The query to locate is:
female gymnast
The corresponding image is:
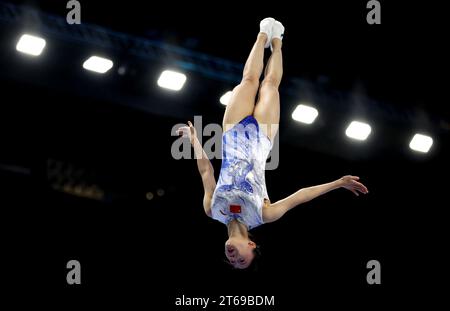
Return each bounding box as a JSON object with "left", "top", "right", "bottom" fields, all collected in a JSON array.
[{"left": 177, "top": 18, "right": 369, "bottom": 269}]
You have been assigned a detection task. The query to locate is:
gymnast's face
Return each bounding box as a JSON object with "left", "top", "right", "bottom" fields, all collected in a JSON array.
[{"left": 225, "top": 238, "right": 256, "bottom": 269}]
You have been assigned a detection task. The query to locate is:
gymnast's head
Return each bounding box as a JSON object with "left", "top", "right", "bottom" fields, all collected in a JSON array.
[{"left": 224, "top": 235, "right": 260, "bottom": 269}]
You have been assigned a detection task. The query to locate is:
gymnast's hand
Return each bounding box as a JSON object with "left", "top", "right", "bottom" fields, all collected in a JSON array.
[
  {"left": 338, "top": 175, "right": 369, "bottom": 196},
  {"left": 176, "top": 121, "right": 197, "bottom": 145}
]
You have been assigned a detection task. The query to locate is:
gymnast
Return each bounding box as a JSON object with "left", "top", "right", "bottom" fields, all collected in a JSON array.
[{"left": 177, "top": 18, "right": 368, "bottom": 269}]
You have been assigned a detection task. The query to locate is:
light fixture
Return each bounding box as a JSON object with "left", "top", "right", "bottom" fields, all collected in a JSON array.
[
  {"left": 157, "top": 70, "right": 187, "bottom": 91},
  {"left": 292, "top": 104, "right": 319, "bottom": 124},
  {"left": 345, "top": 121, "right": 372, "bottom": 141},
  {"left": 82, "top": 56, "right": 114, "bottom": 74},
  {"left": 220, "top": 91, "right": 233, "bottom": 105},
  {"left": 409, "top": 133, "right": 433, "bottom": 153},
  {"left": 16, "top": 34, "right": 46, "bottom": 56}
]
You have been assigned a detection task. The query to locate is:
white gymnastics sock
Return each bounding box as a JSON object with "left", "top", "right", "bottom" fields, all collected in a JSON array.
[
  {"left": 271, "top": 20, "right": 285, "bottom": 51},
  {"left": 259, "top": 17, "right": 275, "bottom": 48}
]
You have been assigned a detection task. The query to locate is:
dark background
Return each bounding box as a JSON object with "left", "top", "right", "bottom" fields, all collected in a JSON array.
[{"left": 0, "top": 0, "right": 447, "bottom": 308}]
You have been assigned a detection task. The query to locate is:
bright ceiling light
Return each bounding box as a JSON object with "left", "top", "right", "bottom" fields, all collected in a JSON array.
[
  {"left": 82, "top": 56, "right": 114, "bottom": 74},
  {"left": 409, "top": 133, "right": 433, "bottom": 153},
  {"left": 345, "top": 121, "right": 372, "bottom": 141},
  {"left": 292, "top": 104, "right": 319, "bottom": 124},
  {"left": 16, "top": 34, "right": 46, "bottom": 56},
  {"left": 157, "top": 70, "right": 187, "bottom": 91},
  {"left": 220, "top": 91, "right": 233, "bottom": 105}
]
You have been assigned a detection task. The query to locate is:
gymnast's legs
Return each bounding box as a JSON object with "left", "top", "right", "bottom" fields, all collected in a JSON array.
[
  {"left": 222, "top": 18, "right": 284, "bottom": 142},
  {"left": 222, "top": 19, "right": 271, "bottom": 132},
  {"left": 254, "top": 28, "right": 283, "bottom": 141}
]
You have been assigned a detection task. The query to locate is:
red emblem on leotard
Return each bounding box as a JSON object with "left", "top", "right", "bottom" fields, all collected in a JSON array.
[{"left": 230, "top": 204, "right": 241, "bottom": 213}]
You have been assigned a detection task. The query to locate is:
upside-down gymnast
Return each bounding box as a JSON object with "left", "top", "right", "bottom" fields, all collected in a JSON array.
[{"left": 177, "top": 18, "right": 369, "bottom": 269}]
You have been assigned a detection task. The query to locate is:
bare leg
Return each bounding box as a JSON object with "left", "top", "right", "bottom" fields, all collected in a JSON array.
[
  {"left": 222, "top": 33, "right": 267, "bottom": 131},
  {"left": 254, "top": 38, "right": 283, "bottom": 141}
]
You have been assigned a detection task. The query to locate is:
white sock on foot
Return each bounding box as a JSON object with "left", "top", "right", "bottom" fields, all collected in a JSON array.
[
  {"left": 271, "top": 20, "right": 285, "bottom": 50},
  {"left": 259, "top": 17, "right": 275, "bottom": 48}
]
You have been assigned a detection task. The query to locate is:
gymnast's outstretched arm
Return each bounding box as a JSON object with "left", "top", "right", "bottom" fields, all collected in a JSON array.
[
  {"left": 262, "top": 175, "right": 368, "bottom": 223},
  {"left": 177, "top": 121, "right": 216, "bottom": 217}
]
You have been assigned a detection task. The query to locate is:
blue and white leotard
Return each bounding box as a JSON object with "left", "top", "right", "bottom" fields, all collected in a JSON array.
[{"left": 211, "top": 116, "right": 272, "bottom": 230}]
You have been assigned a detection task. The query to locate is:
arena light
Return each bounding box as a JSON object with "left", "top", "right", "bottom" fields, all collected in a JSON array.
[
  {"left": 345, "top": 121, "right": 372, "bottom": 141},
  {"left": 292, "top": 104, "right": 319, "bottom": 124},
  {"left": 220, "top": 91, "right": 233, "bottom": 105},
  {"left": 16, "top": 34, "right": 46, "bottom": 56},
  {"left": 82, "top": 56, "right": 113, "bottom": 74},
  {"left": 157, "top": 70, "right": 187, "bottom": 91},
  {"left": 409, "top": 133, "right": 433, "bottom": 153}
]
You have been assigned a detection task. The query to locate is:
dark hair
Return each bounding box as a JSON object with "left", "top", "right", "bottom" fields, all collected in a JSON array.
[
  {"left": 247, "top": 231, "right": 261, "bottom": 271},
  {"left": 248, "top": 243, "right": 261, "bottom": 271}
]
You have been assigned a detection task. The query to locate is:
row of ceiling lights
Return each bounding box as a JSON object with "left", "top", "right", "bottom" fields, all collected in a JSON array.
[{"left": 16, "top": 33, "right": 434, "bottom": 154}]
